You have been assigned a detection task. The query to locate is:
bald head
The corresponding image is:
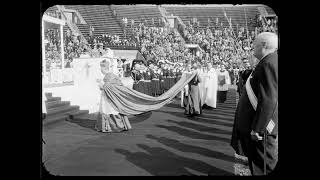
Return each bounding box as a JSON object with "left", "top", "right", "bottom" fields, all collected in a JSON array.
[{"left": 253, "top": 32, "right": 278, "bottom": 60}]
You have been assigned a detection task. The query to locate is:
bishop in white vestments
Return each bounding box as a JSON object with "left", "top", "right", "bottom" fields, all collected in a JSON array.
[{"left": 204, "top": 63, "right": 218, "bottom": 108}]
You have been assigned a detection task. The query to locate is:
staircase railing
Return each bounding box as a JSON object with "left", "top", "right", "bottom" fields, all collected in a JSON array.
[
  {"left": 158, "top": 6, "right": 186, "bottom": 44},
  {"left": 56, "top": 5, "right": 92, "bottom": 54},
  {"left": 109, "top": 5, "right": 126, "bottom": 39}
]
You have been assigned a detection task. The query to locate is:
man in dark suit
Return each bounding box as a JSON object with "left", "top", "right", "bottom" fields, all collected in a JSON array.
[
  {"left": 231, "top": 32, "right": 278, "bottom": 175},
  {"left": 237, "top": 59, "right": 253, "bottom": 97}
]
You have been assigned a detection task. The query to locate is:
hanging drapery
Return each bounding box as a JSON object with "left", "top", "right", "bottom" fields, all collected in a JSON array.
[{"left": 103, "top": 72, "right": 197, "bottom": 115}]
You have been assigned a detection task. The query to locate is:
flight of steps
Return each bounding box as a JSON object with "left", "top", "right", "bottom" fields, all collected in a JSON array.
[{"left": 44, "top": 92, "right": 89, "bottom": 126}]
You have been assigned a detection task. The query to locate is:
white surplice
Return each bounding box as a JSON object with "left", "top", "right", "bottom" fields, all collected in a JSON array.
[
  {"left": 199, "top": 69, "right": 209, "bottom": 106},
  {"left": 204, "top": 68, "right": 218, "bottom": 108}
]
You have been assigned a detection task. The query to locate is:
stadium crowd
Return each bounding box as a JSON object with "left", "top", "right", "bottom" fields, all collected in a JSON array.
[{"left": 44, "top": 14, "right": 278, "bottom": 86}]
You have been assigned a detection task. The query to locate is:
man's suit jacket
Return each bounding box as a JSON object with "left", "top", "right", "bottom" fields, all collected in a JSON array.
[
  {"left": 237, "top": 69, "right": 253, "bottom": 95},
  {"left": 234, "top": 52, "right": 278, "bottom": 135}
]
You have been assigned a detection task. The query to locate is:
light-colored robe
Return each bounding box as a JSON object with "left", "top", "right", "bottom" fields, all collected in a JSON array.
[
  {"left": 96, "top": 72, "right": 132, "bottom": 132},
  {"left": 198, "top": 69, "right": 208, "bottom": 106},
  {"left": 217, "top": 70, "right": 231, "bottom": 91},
  {"left": 204, "top": 68, "right": 218, "bottom": 108}
]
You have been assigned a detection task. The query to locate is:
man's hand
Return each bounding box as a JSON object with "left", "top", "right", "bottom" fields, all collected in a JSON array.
[{"left": 250, "top": 130, "right": 263, "bottom": 141}]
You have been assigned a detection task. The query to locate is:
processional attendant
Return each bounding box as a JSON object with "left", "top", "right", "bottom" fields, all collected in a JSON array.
[
  {"left": 158, "top": 66, "right": 165, "bottom": 95},
  {"left": 181, "top": 63, "right": 191, "bottom": 108},
  {"left": 132, "top": 63, "right": 143, "bottom": 93},
  {"left": 96, "top": 60, "right": 132, "bottom": 133},
  {"left": 163, "top": 64, "right": 170, "bottom": 93},
  {"left": 143, "top": 68, "right": 152, "bottom": 96},
  {"left": 151, "top": 65, "right": 160, "bottom": 97},
  {"left": 175, "top": 65, "right": 183, "bottom": 98},
  {"left": 168, "top": 64, "right": 176, "bottom": 89},
  {"left": 175, "top": 65, "right": 183, "bottom": 83},
  {"left": 217, "top": 64, "right": 231, "bottom": 103},
  {"left": 204, "top": 62, "right": 218, "bottom": 108},
  {"left": 184, "top": 63, "right": 202, "bottom": 116},
  {"left": 197, "top": 63, "right": 207, "bottom": 107},
  {"left": 231, "top": 32, "right": 278, "bottom": 175}
]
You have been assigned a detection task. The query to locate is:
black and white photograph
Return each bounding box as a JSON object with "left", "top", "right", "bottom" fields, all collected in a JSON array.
[{"left": 41, "top": 4, "right": 278, "bottom": 176}]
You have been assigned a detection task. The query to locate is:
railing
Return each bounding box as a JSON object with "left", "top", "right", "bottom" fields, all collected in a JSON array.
[
  {"left": 159, "top": 6, "right": 186, "bottom": 44},
  {"left": 109, "top": 5, "right": 126, "bottom": 39}
]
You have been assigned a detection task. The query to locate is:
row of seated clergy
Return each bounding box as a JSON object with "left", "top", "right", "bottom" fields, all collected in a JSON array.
[{"left": 131, "top": 69, "right": 183, "bottom": 96}]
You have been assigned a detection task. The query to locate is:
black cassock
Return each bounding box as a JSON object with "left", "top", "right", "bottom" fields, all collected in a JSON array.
[
  {"left": 231, "top": 52, "right": 278, "bottom": 175},
  {"left": 237, "top": 69, "right": 253, "bottom": 96},
  {"left": 143, "top": 71, "right": 152, "bottom": 96},
  {"left": 132, "top": 71, "right": 143, "bottom": 93}
]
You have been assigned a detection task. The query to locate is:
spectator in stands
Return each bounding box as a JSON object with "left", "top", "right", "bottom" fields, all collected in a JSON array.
[{"left": 113, "top": 10, "right": 117, "bottom": 17}]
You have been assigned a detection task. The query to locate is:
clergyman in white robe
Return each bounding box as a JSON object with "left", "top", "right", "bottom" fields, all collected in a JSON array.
[{"left": 204, "top": 67, "right": 218, "bottom": 108}]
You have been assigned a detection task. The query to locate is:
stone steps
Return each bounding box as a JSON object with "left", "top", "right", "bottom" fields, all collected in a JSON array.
[{"left": 43, "top": 92, "right": 90, "bottom": 126}]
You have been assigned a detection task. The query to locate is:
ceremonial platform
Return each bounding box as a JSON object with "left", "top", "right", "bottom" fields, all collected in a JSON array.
[{"left": 43, "top": 54, "right": 134, "bottom": 126}]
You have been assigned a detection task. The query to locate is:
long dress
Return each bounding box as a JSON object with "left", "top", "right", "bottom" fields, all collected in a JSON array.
[
  {"left": 95, "top": 72, "right": 132, "bottom": 133},
  {"left": 204, "top": 68, "right": 218, "bottom": 108},
  {"left": 185, "top": 71, "right": 202, "bottom": 115}
]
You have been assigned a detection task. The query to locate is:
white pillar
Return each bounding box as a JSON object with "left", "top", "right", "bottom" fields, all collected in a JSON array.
[
  {"left": 42, "top": 19, "right": 47, "bottom": 85},
  {"left": 42, "top": 20, "right": 46, "bottom": 75},
  {"left": 60, "top": 24, "right": 64, "bottom": 70}
]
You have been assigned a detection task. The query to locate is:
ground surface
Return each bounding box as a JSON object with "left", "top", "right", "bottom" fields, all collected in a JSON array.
[{"left": 42, "top": 87, "right": 250, "bottom": 176}]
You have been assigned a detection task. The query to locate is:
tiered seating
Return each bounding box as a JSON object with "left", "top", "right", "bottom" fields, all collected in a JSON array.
[
  {"left": 162, "top": 5, "right": 267, "bottom": 32},
  {"left": 264, "top": 5, "right": 276, "bottom": 15},
  {"left": 63, "top": 5, "right": 124, "bottom": 39},
  {"left": 111, "top": 5, "right": 162, "bottom": 29}
]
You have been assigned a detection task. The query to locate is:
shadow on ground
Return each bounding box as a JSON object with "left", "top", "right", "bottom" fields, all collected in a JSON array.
[
  {"left": 166, "top": 119, "right": 232, "bottom": 135},
  {"left": 156, "top": 110, "right": 234, "bottom": 123},
  {"left": 145, "top": 134, "right": 235, "bottom": 163},
  {"left": 68, "top": 112, "right": 153, "bottom": 130},
  {"left": 115, "top": 144, "right": 233, "bottom": 176},
  {"left": 128, "top": 111, "right": 153, "bottom": 124},
  {"left": 155, "top": 123, "right": 230, "bottom": 143},
  {"left": 67, "top": 118, "right": 97, "bottom": 131}
]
